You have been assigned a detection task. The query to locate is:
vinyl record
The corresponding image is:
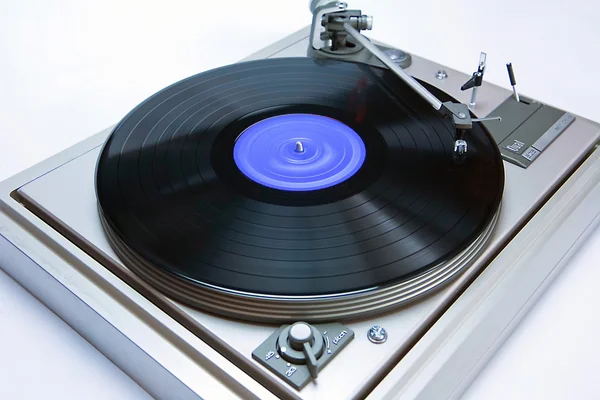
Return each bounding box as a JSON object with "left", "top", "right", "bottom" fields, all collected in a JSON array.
[{"left": 96, "top": 57, "right": 504, "bottom": 301}]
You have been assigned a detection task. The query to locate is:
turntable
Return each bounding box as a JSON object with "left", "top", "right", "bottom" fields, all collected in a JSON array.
[{"left": 1, "top": 2, "right": 600, "bottom": 399}]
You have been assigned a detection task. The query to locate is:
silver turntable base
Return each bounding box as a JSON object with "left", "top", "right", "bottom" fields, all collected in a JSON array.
[{"left": 1, "top": 26, "right": 600, "bottom": 400}]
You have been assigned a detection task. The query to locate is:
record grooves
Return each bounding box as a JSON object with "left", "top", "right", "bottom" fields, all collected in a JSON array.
[{"left": 96, "top": 57, "right": 504, "bottom": 320}]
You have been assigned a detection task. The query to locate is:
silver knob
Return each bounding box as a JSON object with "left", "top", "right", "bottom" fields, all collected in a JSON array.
[
  {"left": 289, "top": 322, "right": 313, "bottom": 346},
  {"left": 356, "top": 15, "right": 373, "bottom": 30}
]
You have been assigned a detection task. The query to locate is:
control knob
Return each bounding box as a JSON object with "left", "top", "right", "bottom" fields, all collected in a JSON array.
[{"left": 278, "top": 322, "right": 324, "bottom": 379}]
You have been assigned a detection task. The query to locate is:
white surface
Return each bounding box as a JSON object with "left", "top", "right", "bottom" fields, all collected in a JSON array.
[{"left": 0, "top": 0, "right": 599, "bottom": 399}]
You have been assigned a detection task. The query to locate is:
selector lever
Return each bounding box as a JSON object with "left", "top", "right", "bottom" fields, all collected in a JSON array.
[
  {"left": 287, "top": 322, "right": 320, "bottom": 378},
  {"left": 278, "top": 322, "right": 324, "bottom": 379}
]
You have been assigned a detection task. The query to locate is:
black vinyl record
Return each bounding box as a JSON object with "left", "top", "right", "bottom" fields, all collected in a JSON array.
[{"left": 96, "top": 57, "right": 504, "bottom": 297}]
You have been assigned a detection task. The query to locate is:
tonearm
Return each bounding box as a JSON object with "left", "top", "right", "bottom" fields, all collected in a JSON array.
[{"left": 308, "top": 1, "right": 501, "bottom": 159}]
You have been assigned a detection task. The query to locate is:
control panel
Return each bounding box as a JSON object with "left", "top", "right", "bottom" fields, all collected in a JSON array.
[{"left": 252, "top": 322, "right": 354, "bottom": 390}]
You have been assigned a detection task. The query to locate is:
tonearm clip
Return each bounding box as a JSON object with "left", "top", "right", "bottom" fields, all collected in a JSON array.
[{"left": 310, "top": 1, "right": 501, "bottom": 159}]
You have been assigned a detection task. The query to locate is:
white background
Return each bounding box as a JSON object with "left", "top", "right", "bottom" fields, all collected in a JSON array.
[{"left": 1, "top": 1, "right": 599, "bottom": 399}]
